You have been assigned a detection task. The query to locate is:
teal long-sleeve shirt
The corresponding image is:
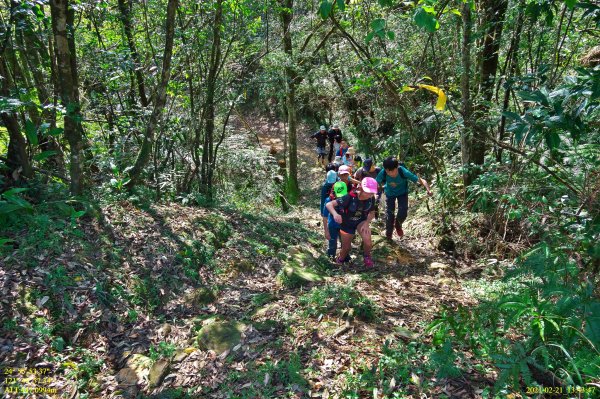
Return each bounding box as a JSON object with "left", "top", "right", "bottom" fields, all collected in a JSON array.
[{"left": 376, "top": 166, "right": 419, "bottom": 197}]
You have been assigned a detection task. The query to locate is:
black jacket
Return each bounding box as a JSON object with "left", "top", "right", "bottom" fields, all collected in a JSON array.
[
  {"left": 328, "top": 128, "right": 342, "bottom": 144},
  {"left": 311, "top": 130, "right": 328, "bottom": 147}
]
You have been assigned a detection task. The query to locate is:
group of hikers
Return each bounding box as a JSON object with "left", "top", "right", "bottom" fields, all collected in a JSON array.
[{"left": 313, "top": 124, "right": 432, "bottom": 268}]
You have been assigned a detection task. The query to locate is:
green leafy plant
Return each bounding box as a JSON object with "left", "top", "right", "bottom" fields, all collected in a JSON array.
[
  {"left": 149, "top": 341, "right": 176, "bottom": 362},
  {"left": 299, "top": 284, "right": 381, "bottom": 322},
  {"left": 0, "top": 188, "right": 34, "bottom": 224}
]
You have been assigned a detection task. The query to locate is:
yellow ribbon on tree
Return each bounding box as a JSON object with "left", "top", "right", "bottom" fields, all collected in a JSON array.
[{"left": 417, "top": 84, "right": 447, "bottom": 111}]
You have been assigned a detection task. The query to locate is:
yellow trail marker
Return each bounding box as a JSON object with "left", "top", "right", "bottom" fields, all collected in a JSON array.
[{"left": 417, "top": 84, "right": 447, "bottom": 111}]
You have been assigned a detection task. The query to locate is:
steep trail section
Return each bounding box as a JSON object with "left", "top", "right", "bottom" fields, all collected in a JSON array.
[
  {"left": 231, "top": 113, "right": 486, "bottom": 397},
  {"left": 0, "top": 114, "right": 483, "bottom": 399}
]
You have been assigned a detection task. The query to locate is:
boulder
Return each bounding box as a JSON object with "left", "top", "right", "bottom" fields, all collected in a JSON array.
[
  {"left": 429, "top": 262, "right": 449, "bottom": 271},
  {"left": 197, "top": 320, "right": 245, "bottom": 354},
  {"left": 277, "top": 247, "right": 325, "bottom": 288},
  {"left": 148, "top": 359, "right": 170, "bottom": 388},
  {"left": 116, "top": 354, "right": 152, "bottom": 387}
]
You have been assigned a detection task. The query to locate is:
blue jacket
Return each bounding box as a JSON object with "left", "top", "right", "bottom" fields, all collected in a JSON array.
[
  {"left": 323, "top": 197, "right": 340, "bottom": 228},
  {"left": 320, "top": 182, "right": 334, "bottom": 217}
]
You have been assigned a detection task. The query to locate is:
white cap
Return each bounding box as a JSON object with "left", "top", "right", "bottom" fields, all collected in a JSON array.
[{"left": 320, "top": 125, "right": 326, "bottom": 130}]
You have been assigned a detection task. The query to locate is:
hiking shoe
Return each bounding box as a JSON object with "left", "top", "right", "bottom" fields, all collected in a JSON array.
[
  {"left": 385, "top": 233, "right": 393, "bottom": 241},
  {"left": 363, "top": 255, "right": 374, "bottom": 268},
  {"left": 335, "top": 257, "right": 345, "bottom": 265},
  {"left": 395, "top": 225, "right": 404, "bottom": 238}
]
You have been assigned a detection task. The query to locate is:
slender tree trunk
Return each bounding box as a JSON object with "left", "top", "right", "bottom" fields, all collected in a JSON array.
[
  {"left": 497, "top": 0, "right": 524, "bottom": 161},
  {"left": 17, "top": 13, "right": 66, "bottom": 171},
  {"left": 472, "top": 0, "right": 508, "bottom": 170},
  {"left": 0, "top": 58, "right": 32, "bottom": 180},
  {"left": 126, "top": 0, "right": 178, "bottom": 186},
  {"left": 117, "top": 0, "right": 149, "bottom": 107},
  {"left": 280, "top": 0, "right": 299, "bottom": 198},
  {"left": 200, "top": 0, "right": 223, "bottom": 198},
  {"left": 50, "top": 0, "right": 85, "bottom": 195},
  {"left": 460, "top": 1, "right": 473, "bottom": 188}
]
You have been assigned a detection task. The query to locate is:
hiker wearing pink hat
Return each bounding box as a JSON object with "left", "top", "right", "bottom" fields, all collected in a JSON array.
[{"left": 325, "top": 177, "right": 379, "bottom": 268}]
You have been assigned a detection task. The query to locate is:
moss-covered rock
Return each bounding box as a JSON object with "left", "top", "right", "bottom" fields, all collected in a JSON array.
[
  {"left": 277, "top": 246, "right": 326, "bottom": 288},
  {"left": 148, "top": 359, "right": 169, "bottom": 388},
  {"left": 116, "top": 354, "right": 153, "bottom": 387},
  {"left": 184, "top": 287, "right": 217, "bottom": 307},
  {"left": 252, "top": 302, "right": 280, "bottom": 319},
  {"left": 196, "top": 320, "right": 245, "bottom": 354}
]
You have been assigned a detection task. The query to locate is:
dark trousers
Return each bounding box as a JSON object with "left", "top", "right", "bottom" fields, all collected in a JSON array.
[
  {"left": 385, "top": 194, "right": 408, "bottom": 236},
  {"left": 328, "top": 142, "right": 334, "bottom": 162},
  {"left": 327, "top": 224, "right": 340, "bottom": 257}
]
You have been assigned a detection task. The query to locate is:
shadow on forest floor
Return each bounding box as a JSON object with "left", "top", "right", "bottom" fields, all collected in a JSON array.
[{"left": 0, "top": 114, "right": 481, "bottom": 398}]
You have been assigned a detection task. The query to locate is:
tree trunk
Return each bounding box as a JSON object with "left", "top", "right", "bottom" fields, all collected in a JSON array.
[
  {"left": 126, "top": 0, "right": 178, "bottom": 186},
  {"left": 50, "top": 0, "right": 85, "bottom": 195},
  {"left": 0, "top": 58, "right": 32, "bottom": 181},
  {"left": 118, "top": 0, "right": 149, "bottom": 107},
  {"left": 199, "top": 0, "right": 223, "bottom": 199},
  {"left": 472, "top": 0, "right": 508, "bottom": 169},
  {"left": 497, "top": 0, "right": 524, "bottom": 161},
  {"left": 460, "top": 1, "right": 473, "bottom": 188},
  {"left": 17, "top": 12, "right": 66, "bottom": 172},
  {"left": 280, "top": 0, "right": 299, "bottom": 199}
]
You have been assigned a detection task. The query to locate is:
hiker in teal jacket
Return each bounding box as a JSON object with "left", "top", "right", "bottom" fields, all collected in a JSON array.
[{"left": 376, "top": 156, "right": 432, "bottom": 240}]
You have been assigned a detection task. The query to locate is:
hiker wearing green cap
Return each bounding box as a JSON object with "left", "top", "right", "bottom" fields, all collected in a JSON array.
[
  {"left": 322, "top": 181, "right": 347, "bottom": 259},
  {"left": 321, "top": 168, "right": 338, "bottom": 240},
  {"left": 326, "top": 177, "right": 379, "bottom": 268}
]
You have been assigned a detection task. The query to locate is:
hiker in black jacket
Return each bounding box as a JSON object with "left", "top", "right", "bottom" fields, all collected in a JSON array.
[{"left": 311, "top": 126, "right": 329, "bottom": 167}]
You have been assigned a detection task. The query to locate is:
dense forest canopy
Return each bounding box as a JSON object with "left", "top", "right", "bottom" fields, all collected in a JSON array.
[{"left": 1, "top": 0, "right": 599, "bottom": 397}]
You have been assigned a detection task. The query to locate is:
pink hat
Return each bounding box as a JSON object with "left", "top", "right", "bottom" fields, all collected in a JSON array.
[
  {"left": 338, "top": 165, "right": 350, "bottom": 175},
  {"left": 361, "top": 177, "right": 378, "bottom": 193}
]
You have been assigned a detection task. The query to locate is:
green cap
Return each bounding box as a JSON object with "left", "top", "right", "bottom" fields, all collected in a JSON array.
[{"left": 333, "top": 181, "right": 347, "bottom": 197}]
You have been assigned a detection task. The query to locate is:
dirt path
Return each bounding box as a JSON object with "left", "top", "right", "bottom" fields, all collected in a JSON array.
[{"left": 0, "top": 114, "right": 481, "bottom": 399}]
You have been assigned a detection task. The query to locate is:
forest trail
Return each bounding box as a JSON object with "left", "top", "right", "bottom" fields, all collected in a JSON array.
[{"left": 1, "top": 115, "right": 484, "bottom": 399}]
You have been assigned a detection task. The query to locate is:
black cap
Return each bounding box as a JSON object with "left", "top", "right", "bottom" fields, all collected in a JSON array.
[{"left": 363, "top": 158, "right": 373, "bottom": 170}]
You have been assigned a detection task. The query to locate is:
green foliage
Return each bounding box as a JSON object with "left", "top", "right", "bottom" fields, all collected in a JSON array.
[
  {"left": 505, "top": 68, "right": 599, "bottom": 152},
  {"left": 176, "top": 239, "right": 215, "bottom": 277},
  {"left": 413, "top": 6, "right": 439, "bottom": 33},
  {"left": 149, "top": 341, "right": 177, "bottom": 362},
  {"left": 343, "top": 340, "right": 438, "bottom": 398},
  {"left": 131, "top": 276, "right": 163, "bottom": 312},
  {"left": 0, "top": 188, "right": 34, "bottom": 223},
  {"left": 426, "top": 232, "right": 600, "bottom": 394},
  {"left": 251, "top": 292, "right": 275, "bottom": 307},
  {"left": 215, "top": 352, "right": 308, "bottom": 397},
  {"left": 319, "top": 1, "right": 332, "bottom": 19},
  {"left": 299, "top": 284, "right": 381, "bottom": 322},
  {"left": 63, "top": 349, "right": 104, "bottom": 391}
]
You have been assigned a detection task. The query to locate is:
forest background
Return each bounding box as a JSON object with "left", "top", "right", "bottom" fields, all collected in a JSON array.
[{"left": 0, "top": 0, "right": 599, "bottom": 397}]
